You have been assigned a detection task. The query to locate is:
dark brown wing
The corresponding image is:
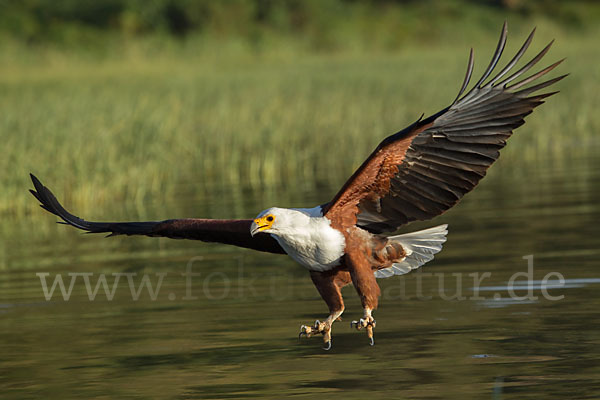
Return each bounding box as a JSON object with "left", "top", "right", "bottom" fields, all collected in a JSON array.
[
  {"left": 324, "top": 22, "right": 566, "bottom": 233},
  {"left": 29, "top": 174, "right": 285, "bottom": 254}
]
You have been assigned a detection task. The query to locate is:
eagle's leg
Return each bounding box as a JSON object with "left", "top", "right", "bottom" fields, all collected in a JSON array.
[
  {"left": 299, "top": 269, "right": 351, "bottom": 350},
  {"left": 346, "top": 251, "right": 380, "bottom": 346}
]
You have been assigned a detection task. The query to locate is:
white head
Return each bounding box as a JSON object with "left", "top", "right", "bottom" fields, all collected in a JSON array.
[{"left": 250, "top": 207, "right": 310, "bottom": 237}]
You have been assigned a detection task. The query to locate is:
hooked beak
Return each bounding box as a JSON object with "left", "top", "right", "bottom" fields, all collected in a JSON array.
[{"left": 250, "top": 217, "right": 273, "bottom": 237}]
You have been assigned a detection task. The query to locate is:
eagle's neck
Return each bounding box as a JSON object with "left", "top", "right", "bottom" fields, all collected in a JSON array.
[{"left": 269, "top": 209, "right": 346, "bottom": 272}]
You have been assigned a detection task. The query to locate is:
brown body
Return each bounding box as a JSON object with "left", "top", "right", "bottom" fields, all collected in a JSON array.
[{"left": 314, "top": 228, "right": 408, "bottom": 317}]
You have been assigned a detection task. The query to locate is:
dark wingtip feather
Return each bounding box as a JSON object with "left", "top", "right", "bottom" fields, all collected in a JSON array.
[
  {"left": 30, "top": 174, "right": 42, "bottom": 195},
  {"left": 30, "top": 176, "right": 61, "bottom": 218},
  {"left": 507, "top": 58, "right": 566, "bottom": 91},
  {"left": 29, "top": 174, "right": 167, "bottom": 238},
  {"left": 30, "top": 174, "right": 45, "bottom": 197},
  {"left": 514, "top": 74, "right": 568, "bottom": 97},
  {"left": 454, "top": 22, "right": 508, "bottom": 105},
  {"left": 452, "top": 48, "right": 474, "bottom": 105},
  {"left": 487, "top": 27, "right": 536, "bottom": 88},
  {"left": 29, "top": 174, "right": 90, "bottom": 230},
  {"left": 541, "top": 90, "right": 560, "bottom": 98},
  {"left": 29, "top": 189, "right": 42, "bottom": 203},
  {"left": 475, "top": 22, "right": 508, "bottom": 88},
  {"left": 536, "top": 90, "right": 560, "bottom": 99},
  {"left": 497, "top": 39, "right": 555, "bottom": 88}
]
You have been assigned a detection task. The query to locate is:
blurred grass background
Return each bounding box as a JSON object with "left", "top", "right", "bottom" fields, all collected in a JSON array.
[{"left": 1, "top": 0, "right": 598, "bottom": 217}]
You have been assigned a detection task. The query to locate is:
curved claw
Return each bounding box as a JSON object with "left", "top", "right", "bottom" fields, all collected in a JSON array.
[
  {"left": 369, "top": 336, "right": 375, "bottom": 346},
  {"left": 299, "top": 324, "right": 313, "bottom": 339},
  {"left": 351, "top": 320, "right": 363, "bottom": 330},
  {"left": 323, "top": 340, "right": 332, "bottom": 351}
]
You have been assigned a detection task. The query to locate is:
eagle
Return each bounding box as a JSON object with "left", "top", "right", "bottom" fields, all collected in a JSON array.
[{"left": 30, "top": 23, "right": 564, "bottom": 350}]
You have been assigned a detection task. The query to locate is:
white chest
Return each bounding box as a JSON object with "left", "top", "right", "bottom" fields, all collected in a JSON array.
[{"left": 271, "top": 217, "right": 346, "bottom": 272}]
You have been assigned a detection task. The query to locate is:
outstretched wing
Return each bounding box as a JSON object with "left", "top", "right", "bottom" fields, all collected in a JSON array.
[
  {"left": 324, "top": 22, "right": 566, "bottom": 233},
  {"left": 29, "top": 174, "right": 285, "bottom": 254}
]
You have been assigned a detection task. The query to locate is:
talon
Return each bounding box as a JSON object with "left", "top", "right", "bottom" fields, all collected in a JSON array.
[
  {"left": 323, "top": 327, "right": 331, "bottom": 345},
  {"left": 351, "top": 320, "right": 363, "bottom": 330},
  {"left": 299, "top": 324, "right": 313, "bottom": 339},
  {"left": 323, "top": 340, "right": 332, "bottom": 351},
  {"left": 367, "top": 321, "right": 375, "bottom": 345}
]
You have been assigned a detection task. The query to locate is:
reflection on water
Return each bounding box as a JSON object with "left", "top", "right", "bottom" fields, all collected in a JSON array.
[{"left": 1, "top": 152, "right": 600, "bottom": 399}]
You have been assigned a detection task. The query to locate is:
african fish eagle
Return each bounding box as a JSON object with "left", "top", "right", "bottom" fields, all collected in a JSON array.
[{"left": 30, "top": 22, "right": 565, "bottom": 350}]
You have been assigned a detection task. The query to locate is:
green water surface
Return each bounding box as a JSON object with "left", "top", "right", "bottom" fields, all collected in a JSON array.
[{"left": 1, "top": 152, "right": 599, "bottom": 399}]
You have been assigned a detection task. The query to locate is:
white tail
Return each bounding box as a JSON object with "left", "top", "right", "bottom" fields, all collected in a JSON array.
[{"left": 374, "top": 224, "right": 448, "bottom": 278}]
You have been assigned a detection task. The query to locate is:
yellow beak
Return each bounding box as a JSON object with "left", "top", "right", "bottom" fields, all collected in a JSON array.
[{"left": 250, "top": 216, "right": 274, "bottom": 236}]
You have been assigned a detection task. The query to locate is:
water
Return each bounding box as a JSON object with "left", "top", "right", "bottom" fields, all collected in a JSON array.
[{"left": 1, "top": 152, "right": 599, "bottom": 399}]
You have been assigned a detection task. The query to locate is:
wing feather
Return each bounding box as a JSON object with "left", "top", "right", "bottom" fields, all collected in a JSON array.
[
  {"left": 324, "top": 23, "right": 566, "bottom": 233},
  {"left": 29, "top": 174, "right": 285, "bottom": 254}
]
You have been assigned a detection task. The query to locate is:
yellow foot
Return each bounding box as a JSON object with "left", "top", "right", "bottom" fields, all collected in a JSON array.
[
  {"left": 350, "top": 317, "right": 376, "bottom": 346},
  {"left": 299, "top": 320, "right": 332, "bottom": 350}
]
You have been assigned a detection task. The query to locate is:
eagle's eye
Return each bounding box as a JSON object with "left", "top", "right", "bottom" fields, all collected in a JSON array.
[{"left": 266, "top": 215, "right": 274, "bottom": 222}]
